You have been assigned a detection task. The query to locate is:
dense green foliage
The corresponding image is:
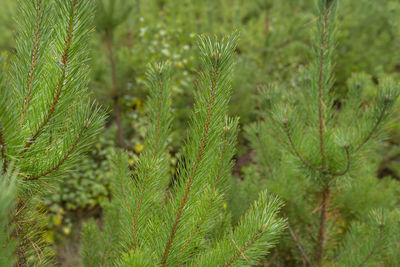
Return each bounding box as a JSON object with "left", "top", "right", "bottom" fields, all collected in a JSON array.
[
  {"left": 0, "top": 0, "right": 105, "bottom": 264},
  {"left": 242, "top": 1, "right": 400, "bottom": 266},
  {"left": 81, "top": 36, "right": 286, "bottom": 267},
  {"left": 0, "top": 0, "right": 399, "bottom": 266}
]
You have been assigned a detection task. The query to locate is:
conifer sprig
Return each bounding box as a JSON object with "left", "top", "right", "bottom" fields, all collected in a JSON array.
[
  {"left": 161, "top": 35, "right": 238, "bottom": 266},
  {"left": 0, "top": 0, "right": 105, "bottom": 264},
  {"left": 192, "top": 191, "right": 285, "bottom": 267}
]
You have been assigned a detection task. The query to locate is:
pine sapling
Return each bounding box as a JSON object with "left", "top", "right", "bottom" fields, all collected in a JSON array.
[
  {"left": 0, "top": 0, "right": 105, "bottom": 264},
  {"left": 246, "top": 0, "right": 399, "bottom": 266},
  {"left": 81, "top": 35, "right": 286, "bottom": 267}
]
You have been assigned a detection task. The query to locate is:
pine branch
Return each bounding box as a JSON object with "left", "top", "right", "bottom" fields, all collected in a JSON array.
[
  {"left": 355, "top": 103, "right": 388, "bottom": 153},
  {"left": 161, "top": 51, "right": 221, "bottom": 267},
  {"left": 282, "top": 120, "right": 323, "bottom": 172},
  {"left": 192, "top": 190, "right": 285, "bottom": 267},
  {"left": 20, "top": 0, "right": 42, "bottom": 123},
  {"left": 224, "top": 224, "right": 268, "bottom": 267},
  {"left": 25, "top": 123, "right": 88, "bottom": 181},
  {"left": 23, "top": 0, "right": 79, "bottom": 152},
  {"left": 180, "top": 126, "right": 230, "bottom": 255},
  {"left": 357, "top": 226, "right": 383, "bottom": 267},
  {"left": 131, "top": 62, "right": 171, "bottom": 251}
]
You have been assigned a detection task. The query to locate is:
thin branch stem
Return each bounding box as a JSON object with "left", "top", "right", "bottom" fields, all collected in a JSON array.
[
  {"left": 105, "top": 29, "right": 125, "bottom": 149},
  {"left": 283, "top": 122, "right": 323, "bottom": 172},
  {"left": 223, "top": 224, "right": 267, "bottom": 267},
  {"left": 161, "top": 53, "right": 221, "bottom": 266},
  {"left": 25, "top": 123, "right": 87, "bottom": 181},
  {"left": 0, "top": 127, "right": 7, "bottom": 172},
  {"left": 180, "top": 131, "right": 228, "bottom": 256},
  {"left": 255, "top": 131, "right": 274, "bottom": 178},
  {"left": 357, "top": 226, "right": 383, "bottom": 267},
  {"left": 355, "top": 104, "right": 388, "bottom": 152},
  {"left": 283, "top": 212, "right": 314, "bottom": 267}
]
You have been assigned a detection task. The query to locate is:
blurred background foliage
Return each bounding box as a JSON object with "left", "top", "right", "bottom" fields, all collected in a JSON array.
[{"left": 1, "top": 0, "right": 400, "bottom": 265}]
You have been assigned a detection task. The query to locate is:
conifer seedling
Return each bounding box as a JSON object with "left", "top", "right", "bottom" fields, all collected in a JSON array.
[{"left": 0, "top": 0, "right": 105, "bottom": 265}]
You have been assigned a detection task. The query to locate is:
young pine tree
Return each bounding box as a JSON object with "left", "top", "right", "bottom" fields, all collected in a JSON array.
[
  {"left": 0, "top": 0, "right": 104, "bottom": 265},
  {"left": 244, "top": 0, "right": 400, "bottom": 266},
  {"left": 81, "top": 35, "right": 286, "bottom": 267}
]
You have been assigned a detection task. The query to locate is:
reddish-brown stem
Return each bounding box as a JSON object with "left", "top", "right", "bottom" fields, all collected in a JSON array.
[
  {"left": 0, "top": 128, "right": 7, "bottom": 172},
  {"left": 22, "top": 0, "right": 78, "bottom": 153},
  {"left": 20, "top": 0, "right": 42, "bottom": 123},
  {"left": 314, "top": 186, "right": 330, "bottom": 265},
  {"left": 161, "top": 54, "right": 220, "bottom": 266},
  {"left": 105, "top": 29, "right": 125, "bottom": 149}
]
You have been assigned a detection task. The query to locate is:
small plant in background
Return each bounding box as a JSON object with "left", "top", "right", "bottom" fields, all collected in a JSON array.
[
  {"left": 245, "top": 0, "right": 400, "bottom": 265},
  {"left": 81, "top": 35, "right": 286, "bottom": 266},
  {"left": 0, "top": 0, "right": 105, "bottom": 265}
]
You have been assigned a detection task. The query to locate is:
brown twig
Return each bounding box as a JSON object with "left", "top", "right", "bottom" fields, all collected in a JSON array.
[
  {"left": 314, "top": 186, "right": 330, "bottom": 265},
  {"left": 0, "top": 127, "right": 7, "bottom": 172},
  {"left": 355, "top": 104, "right": 388, "bottom": 152}
]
